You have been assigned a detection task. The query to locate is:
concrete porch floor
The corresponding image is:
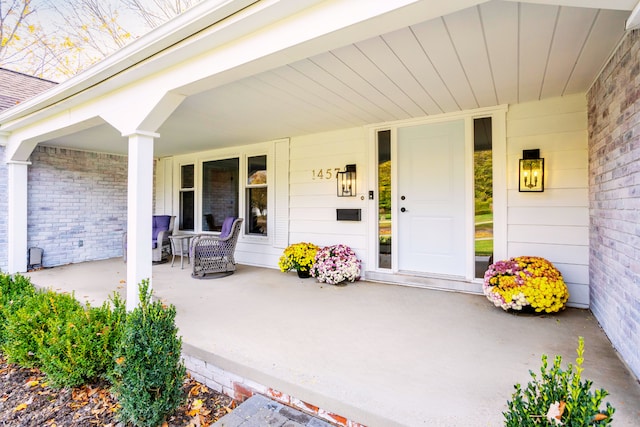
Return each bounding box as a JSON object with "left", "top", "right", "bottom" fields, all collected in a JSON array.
[{"left": 25, "top": 259, "right": 640, "bottom": 427}]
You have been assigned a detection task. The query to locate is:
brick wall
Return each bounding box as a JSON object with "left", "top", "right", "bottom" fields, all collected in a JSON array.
[
  {"left": 0, "top": 146, "right": 7, "bottom": 271},
  {"left": 27, "top": 146, "right": 127, "bottom": 267},
  {"left": 182, "top": 353, "right": 366, "bottom": 427},
  {"left": 588, "top": 29, "right": 640, "bottom": 379}
]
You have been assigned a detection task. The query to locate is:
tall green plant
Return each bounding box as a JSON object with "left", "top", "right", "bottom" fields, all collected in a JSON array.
[
  {"left": 504, "top": 337, "right": 614, "bottom": 426},
  {"left": 112, "top": 280, "right": 185, "bottom": 427}
]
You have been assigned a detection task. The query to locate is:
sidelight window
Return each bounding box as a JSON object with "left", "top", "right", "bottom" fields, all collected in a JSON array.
[{"left": 246, "top": 155, "right": 267, "bottom": 235}]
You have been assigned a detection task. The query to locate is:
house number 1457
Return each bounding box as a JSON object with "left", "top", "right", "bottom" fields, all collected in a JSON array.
[{"left": 312, "top": 168, "right": 341, "bottom": 180}]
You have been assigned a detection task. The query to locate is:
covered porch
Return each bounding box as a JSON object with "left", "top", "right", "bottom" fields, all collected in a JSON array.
[{"left": 24, "top": 259, "right": 640, "bottom": 426}]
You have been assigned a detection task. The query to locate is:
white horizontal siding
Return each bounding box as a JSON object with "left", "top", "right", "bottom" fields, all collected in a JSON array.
[
  {"left": 508, "top": 130, "right": 588, "bottom": 190},
  {"left": 508, "top": 112, "right": 587, "bottom": 137},
  {"left": 506, "top": 93, "right": 589, "bottom": 307},
  {"left": 507, "top": 242, "right": 588, "bottom": 264},
  {"left": 290, "top": 220, "right": 367, "bottom": 235},
  {"left": 555, "top": 262, "right": 589, "bottom": 284},
  {"left": 288, "top": 127, "right": 368, "bottom": 261},
  {"left": 548, "top": 168, "right": 589, "bottom": 189},
  {"left": 507, "top": 189, "right": 588, "bottom": 207},
  {"left": 235, "top": 242, "right": 283, "bottom": 268},
  {"left": 565, "top": 283, "right": 589, "bottom": 309},
  {"left": 289, "top": 207, "right": 338, "bottom": 221},
  {"left": 273, "top": 139, "right": 290, "bottom": 249},
  {"left": 508, "top": 224, "right": 589, "bottom": 245},
  {"left": 506, "top": 92, "right": 586, "bottom": 119},
  {"left": 509, "top": 206, "right": 588, "bottom": 226}
]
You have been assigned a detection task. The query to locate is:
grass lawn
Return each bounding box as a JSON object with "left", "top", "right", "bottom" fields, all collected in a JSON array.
[
  {"left": 475, "top": 239, "right": 493, "bottom": 256},
  {"left": 475, "top": 213, "right": 493, "bottom": 223}
]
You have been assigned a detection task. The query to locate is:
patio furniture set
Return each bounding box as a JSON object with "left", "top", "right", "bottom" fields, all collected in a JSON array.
[{"left": 123, "top": 215, "right": 243, "bottom": 278}]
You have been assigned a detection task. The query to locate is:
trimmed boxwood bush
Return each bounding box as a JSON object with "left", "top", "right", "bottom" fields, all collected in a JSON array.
[
  {"left": 39, "top": 294, "right": 127, "bottom": 388},
  {"left": 0, "top": 273, "right": 185, "bottom": 425},
  {"left": 0, "top": 274, "right": 36, "bottom": 346},
  {"left": 3, "top": 282, "right": 126, "bottom": 388},
  {"left": 2, "top": 289, "right": 73, "bottom": 368},
  {"left": 112, "top": 280, "right": 186, "bottom": 427}
]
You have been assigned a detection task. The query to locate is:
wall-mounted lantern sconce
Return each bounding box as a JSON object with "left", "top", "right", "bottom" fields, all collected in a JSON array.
[
  {"left": 519, "top": 149, "right": 544, "bottom": 192},
  {"left": 337, "top": 164, "right": 356, "bottom": 197}
]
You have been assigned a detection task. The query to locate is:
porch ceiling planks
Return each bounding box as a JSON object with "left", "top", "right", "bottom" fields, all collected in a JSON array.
[
  {"left": 269, "top": 66, "right": 374, "bottom": 125},
  {"left": 251, "top": 71, "right": 362, "bottom": 130},
  {"left": 480, "top": 1, "right": 519, "bottom": 105},
  {"left": 539, "top": 7, "right": 600, "bottom": 99},
  {"left": 410, "top": 17, "right": 480, "bottom": 111},
  {"left": 517, "top": 3, "right": 562, "bottom": 103},
  {"left": 30, "top": 1, "right": 630, "bottom": 157},
  {"left": 444, "top": 5, "right": 499, "bottom": 109},
  {"left": 311, "top": 48, "right": 412, "bottom": 121},
  {"left": 289, "top": 58, "right": 393, "bottom": 123},
  {"left": 355, "top": 36, "right": 442, "bottom": 116},
  {"left": 563, "top": 10, "right": 632, "bottom": 93},
  {"left": 381, "top": 27, "right": 458, "bottom": 114}
]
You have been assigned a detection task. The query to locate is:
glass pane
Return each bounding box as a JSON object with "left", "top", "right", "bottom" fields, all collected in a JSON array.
[
  {"left": 180, "top": 191, "right": 194, "bottom": 230},
  {"left": 474, "top": 117, "right": 493, "bottom": 279},
  {"left": 378, "top": 130, "right": 391, "bottom": 269},
  {"left": 246, "top": 187, "right": 267, "bottom": 235},
  {"left": 181, "top": 164, "right": 194, "bottom": 189},
  {"left": 248, "top": 155, "right": 267, "bottom": 185},
  {"left": 202, "top": 158, "right": 239, "bottom": 231}
]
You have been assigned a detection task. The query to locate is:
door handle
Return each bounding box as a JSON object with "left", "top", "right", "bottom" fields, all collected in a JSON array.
[{"left": 401, "top": 207, "right": 407, "bottom": 212}]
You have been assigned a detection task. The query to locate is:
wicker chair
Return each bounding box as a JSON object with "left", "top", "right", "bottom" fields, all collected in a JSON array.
[{"left": 190, "top": 217, "right": 243, "bottom": 278}]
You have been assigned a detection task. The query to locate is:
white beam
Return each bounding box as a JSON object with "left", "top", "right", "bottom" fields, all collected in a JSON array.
[
  {"left": 502, "top": 0, "right": 637, "bottom": 11},
  {"left": 7, "top": 161, "right": 30, "bottom": 274},
  {"left": 627, "top": 1, "right": 640, "bottom": 29},
  {"left": 125, "top": 132, "right": 157, "bottom": 310}
]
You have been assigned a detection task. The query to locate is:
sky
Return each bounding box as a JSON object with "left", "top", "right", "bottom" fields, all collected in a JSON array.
[
  {"left": 4, "top": 0, "right": 203, "bottom": 80},
  {"left": 29, "top": 0, "right": 157, "bottom": 44}
]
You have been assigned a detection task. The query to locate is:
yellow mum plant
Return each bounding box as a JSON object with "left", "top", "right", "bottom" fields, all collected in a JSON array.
[
  {"left": 278, "top": 242, "right": 320, "bottom": 273},
  {"left": 483, "top": 256, "right": 569, "bottom": 313}
]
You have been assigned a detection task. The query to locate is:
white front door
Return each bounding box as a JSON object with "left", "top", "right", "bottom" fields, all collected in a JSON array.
[{"left": 397, "top": 120, "right": 467, "bottom": 277}]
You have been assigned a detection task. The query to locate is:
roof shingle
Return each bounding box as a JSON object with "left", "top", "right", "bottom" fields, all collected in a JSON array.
[{"left": 0, "top": 68, "right": 58, "bottom": 113}]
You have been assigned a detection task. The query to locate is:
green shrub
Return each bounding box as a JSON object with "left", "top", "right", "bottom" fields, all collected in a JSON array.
[
  {"left": 0, "top": 273, "right": 36, "bottom": 346},
  {"left": 112, "top": 280, "right": 186, "bottom": 427},
  {"left": 3, "top": 284, "right": 127, "bottom": 388},
  {"left": 504, "top": 337, "right": 614, "bottom": 426},
  {"left": 3, "top": 289, "right": 79, "bottom": 368},
  {"left": 39, "top": 293, "right": 127, "bottom": 388}
]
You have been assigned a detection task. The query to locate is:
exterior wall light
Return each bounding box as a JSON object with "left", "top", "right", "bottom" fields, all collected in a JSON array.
[
  {"left": 337, "top": 164, "right": 356, "bottom": 197},
  {"left": 519, "top": 149, "right": 544, "bottom": 192}
]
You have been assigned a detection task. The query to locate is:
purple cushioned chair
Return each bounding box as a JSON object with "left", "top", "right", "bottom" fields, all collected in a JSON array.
[{"left": 122, "top": 215, "right": 175, "bottom": 263}]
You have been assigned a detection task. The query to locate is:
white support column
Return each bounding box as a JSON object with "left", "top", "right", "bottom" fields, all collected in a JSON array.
[
  {"left": 7, "top": 161, "right": 31, "bottom": 274},
  {"left": 126, "top": 132, "right": 157, "bottom": 311}
]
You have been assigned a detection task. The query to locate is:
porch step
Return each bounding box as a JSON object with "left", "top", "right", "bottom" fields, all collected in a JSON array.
[{"left": 213, "top": 394, "right": 335, "bottom": 427}]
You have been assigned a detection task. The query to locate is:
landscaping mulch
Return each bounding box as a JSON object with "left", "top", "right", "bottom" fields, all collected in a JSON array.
[{"left": 0, "top": 355, "right": 236, "bottom": 426}]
